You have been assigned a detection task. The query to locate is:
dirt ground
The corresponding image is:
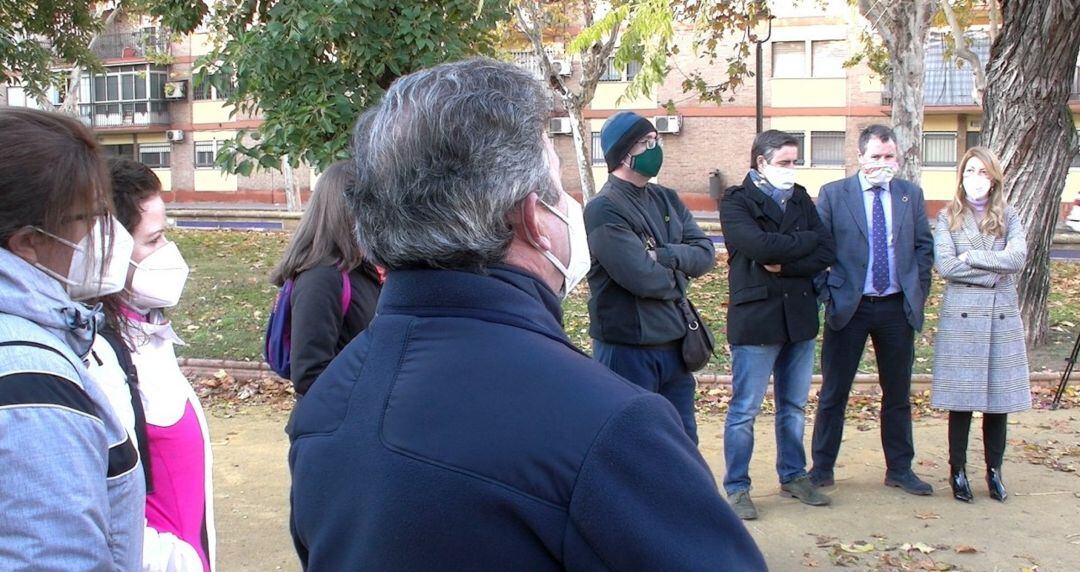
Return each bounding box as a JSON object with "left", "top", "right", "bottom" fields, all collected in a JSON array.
[{"left": 209, "top": 405, "right": 1080, "bottom": 571}]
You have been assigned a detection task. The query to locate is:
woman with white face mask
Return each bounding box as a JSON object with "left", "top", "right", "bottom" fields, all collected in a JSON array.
[
  {"left": 86, "top": 158, "right": 216, "bottom": 572},
  {"left": 0, "top": 108, "right": 145, "bottom": 570},
  {"left": 931, "top": 146, "right": 1030, "bottom": 505}
]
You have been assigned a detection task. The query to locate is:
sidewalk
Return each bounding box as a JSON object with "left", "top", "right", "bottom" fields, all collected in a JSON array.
[{"left": 208, "top": 404, "right": 1080, "bottom": 571}]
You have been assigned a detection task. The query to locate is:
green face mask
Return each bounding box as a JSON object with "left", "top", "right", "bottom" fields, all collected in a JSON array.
[{"left": 629, "top": 145, "right": 663, "bottom": 178}]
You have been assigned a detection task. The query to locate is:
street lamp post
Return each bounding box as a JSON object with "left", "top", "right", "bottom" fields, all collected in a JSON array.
[{"left": 751, "top": 16, "right": 774, "bottom": 134}]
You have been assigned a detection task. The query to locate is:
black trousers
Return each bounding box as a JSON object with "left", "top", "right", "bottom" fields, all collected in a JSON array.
[
  {"left": 948, "top": 411, "right": 1007, "bottom": 468},
  {"left": 812, "top": 294, "right": 916, "bottom": 475}
]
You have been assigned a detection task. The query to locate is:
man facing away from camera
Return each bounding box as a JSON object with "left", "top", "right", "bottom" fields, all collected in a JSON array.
[{"left": 287, "top": 58, "right": 766, "bottom": 571}]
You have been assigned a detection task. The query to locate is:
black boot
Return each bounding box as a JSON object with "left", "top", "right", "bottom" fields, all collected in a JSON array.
[
  {"left": 987, "top": 467, "right": 1008, "bottom": 502},
  {"left": 950, "top": 465, "right": 974, "bottom": 502}
]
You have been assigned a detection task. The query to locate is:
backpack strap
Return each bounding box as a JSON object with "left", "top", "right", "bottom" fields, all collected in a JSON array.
[
  {"left": 340, "top": 270, "right": 352, "bottom": 315},
  {"left": 97, "top": 327, "right": 154, "bottom": 492}
]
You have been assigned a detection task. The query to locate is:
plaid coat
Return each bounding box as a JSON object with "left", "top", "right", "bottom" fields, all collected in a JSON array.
[{"left": 931, "top": 206, "right": 1031, "bottom": 413}]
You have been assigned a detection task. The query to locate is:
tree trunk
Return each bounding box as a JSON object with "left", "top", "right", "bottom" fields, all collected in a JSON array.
[
  {"left": 981, "top": 0, "right": 1080, "bottom": 347},
  {"left": 282, "top": 157, "right": 301, "bottom": 212},
  {"left": 59, "top": 6, "right": 124, "bottom": 116},
  {"left": 565, "top": 100, "right": 596, "bottom": 201},
  {"left": 858, "top": 1, "right": 936, "bottom": 185}
]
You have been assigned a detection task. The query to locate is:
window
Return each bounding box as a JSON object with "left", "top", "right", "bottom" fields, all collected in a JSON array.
[
  {"left": 194, "top": 140, "right": 222, "bottom": 168},
  {"left": 626, "top": 60, "right": 642, "bottom": 82},
  {"left": 923, "top": 132, "right": 958, "bottom": 167},
  {"left": 1073, "top": 130, "right": 1080, "bottom": 168},
  {"left": 810, "top": 131, "right": 844, "bottom": 165},
  {"left": 591, "top": 132, "right": 606, "bottom": 166},
  {"left": 811, "top": 40, "right": 845, "bottom": 77},
  {"left": 787, "top": 131, "right": 806, "bottom": 166},
  {"left": 6, "top": 85, "right": 61, "bottom": 108},
  {"left": 192, "top": 77, "right": 235, "bottom": 101},
  {"left": 139, "top": 143, "right": 171, "bottom": 168},
  {"left": 101, "top": 144, "right": 136, "bottom": 160},
  {"left": 965, "top": 131, "right": 981, "bottom": 150},
  {"left": 771, "top": 41, "right": 806, "bottom": 78},
  {"left": 599, "top": 58, "right": 622, "bottom": 82}
]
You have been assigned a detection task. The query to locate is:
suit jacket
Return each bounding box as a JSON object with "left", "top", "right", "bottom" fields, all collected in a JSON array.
[
  {"left": 720, "top": 174, "right": 836, "bottom": 345},
  {"left": 816, "top": 174, "right": 934, "bottom": 331}
]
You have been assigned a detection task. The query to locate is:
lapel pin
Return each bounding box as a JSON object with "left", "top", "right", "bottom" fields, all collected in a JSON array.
[{"left": 902, "top": 196, "right": 909, "bottom": 202}]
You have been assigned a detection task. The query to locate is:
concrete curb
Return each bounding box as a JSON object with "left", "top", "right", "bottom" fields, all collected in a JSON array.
[{"left": 179, "top": 357, "right": 1065, "bottom": 387}]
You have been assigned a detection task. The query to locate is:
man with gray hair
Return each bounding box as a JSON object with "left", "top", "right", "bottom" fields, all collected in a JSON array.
[
  {"left": 288, "top": 58, "right": 764, "bottom": 571},
  {"left": 719, "top": 129, "right": 835, "bottom": 520}
]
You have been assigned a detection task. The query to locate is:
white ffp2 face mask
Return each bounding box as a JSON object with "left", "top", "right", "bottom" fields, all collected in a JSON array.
[
  {"left": 760, "top": 164, "right": 797, "bottom": 190},
  {"left": 127, "top": 240, "right": 190, "bottom": 311},
  {"left": 537, "top": 197, "right": 591, "bottom": 299},
  {"left": 34, "top": 216, "right": 134, "bottom": 301},
  {"left": 962, "top": 176, "right": 992, "bottom": 200}
]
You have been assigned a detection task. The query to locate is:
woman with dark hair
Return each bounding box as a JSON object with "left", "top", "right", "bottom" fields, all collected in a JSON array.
[
  {"left": 87, "top": 157, "right": 215, "bottom": 571},
  {"left": 932, "top": 146, "right": 1029, "bottom": 503},
  {"left": 0, "top": 107, "right": 144, "bottom": 569},
  {"left": 270, "top": 160, "right": 381, "bottom": 404}
]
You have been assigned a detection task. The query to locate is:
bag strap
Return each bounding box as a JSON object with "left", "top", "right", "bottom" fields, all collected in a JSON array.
[
  {"left": 340, "top": 270, "right": 352, "bottom": 315},
  {"left": 96, "top": 328, "right": 154, "bottom": 492}
]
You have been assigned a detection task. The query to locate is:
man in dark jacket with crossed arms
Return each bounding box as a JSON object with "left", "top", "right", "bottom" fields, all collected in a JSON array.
[{"left": 720, "top": 130, "right": 836, "bottom": 520}]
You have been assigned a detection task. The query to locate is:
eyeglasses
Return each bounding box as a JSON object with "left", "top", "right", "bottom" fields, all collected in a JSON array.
[{"left": 636, "top": 137, "right": 660, "bottom": 150}]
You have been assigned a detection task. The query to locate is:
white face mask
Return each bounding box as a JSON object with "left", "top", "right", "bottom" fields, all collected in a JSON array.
[
  {"left": 760, "top": 163, "right": 797, "bottom": 191},
  {"left": 537, "top": 197, "right": 591, "bottom": 299},
  {"left": 962, "top": 176, "right": 992, "bottom": 201},
  {"left": 862, "top": 161, "right": 898, "bottom": 186},
  {"left": 127, "top": 241, "right": 190, "bottom": 311},
  {"left": 34, "top": 216, "right": 134, "bottom": 301}
]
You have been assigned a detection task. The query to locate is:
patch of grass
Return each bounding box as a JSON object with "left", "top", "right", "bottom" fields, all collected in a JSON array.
[
  {"left": 171, "top": 229, "right": 289, "bottom": 361},
  {"left": 169, "top": 230, "right": 1080, "bottom": 374}
]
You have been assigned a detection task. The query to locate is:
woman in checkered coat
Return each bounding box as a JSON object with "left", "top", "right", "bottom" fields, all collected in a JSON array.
[{"left": 931, "top": 146, "right": 1029, "bottom": 504}]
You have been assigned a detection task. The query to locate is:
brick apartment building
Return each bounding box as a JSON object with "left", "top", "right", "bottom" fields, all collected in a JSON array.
[{"left": 2, "top": 1, "right": 1078, "bottom": 215}]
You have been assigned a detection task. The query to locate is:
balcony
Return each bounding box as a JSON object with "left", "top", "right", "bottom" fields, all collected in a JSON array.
[
  {"left": 92, "top": 29, "right": 170, "bottom": 60},
  {"left": 78, "top": 101, "right": 169, "bottom": 129},
  {"left": 1071, "top": 67, "right": 1080, "bottom": 101}
]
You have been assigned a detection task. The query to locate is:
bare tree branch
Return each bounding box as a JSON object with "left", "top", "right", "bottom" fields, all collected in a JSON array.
[{"left": 940, "top": 0, "right": 986, "bottom": 96}]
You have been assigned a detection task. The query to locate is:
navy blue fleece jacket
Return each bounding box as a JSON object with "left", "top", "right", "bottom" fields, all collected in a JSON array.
[{"left": 289, "top": 266, "right": 764, "bottom": 571}]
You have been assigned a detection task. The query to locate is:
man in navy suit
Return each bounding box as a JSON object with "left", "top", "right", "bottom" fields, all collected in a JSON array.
[{"left": 809, "top": 124, "right": 935, "bottom": 496}]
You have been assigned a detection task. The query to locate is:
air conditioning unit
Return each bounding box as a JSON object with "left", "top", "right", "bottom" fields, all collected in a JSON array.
[
  {"left": 549, "top": 117, "right": 572, "bottom": 135},
  {"left": 166, "top": 129, "right": 184, "bottom": 142},
  {"left": 164, "top": 80, "right": 186, "bottom": 100},
  {"left": 552, "top": 59, "right": 572, "bottom": 76},
  {"left": 653, "top": 115, "right": 681, "bottom": 134}
]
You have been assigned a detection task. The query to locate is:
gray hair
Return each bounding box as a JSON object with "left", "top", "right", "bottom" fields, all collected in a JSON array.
[
  {"left": 348, "top": 57, "right": 557, "bottom": 272},
  {"left": 749, "top": 129, "right": 799, "bottom": 169}
]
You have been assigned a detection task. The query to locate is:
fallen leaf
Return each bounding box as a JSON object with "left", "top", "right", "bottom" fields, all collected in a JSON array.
[
  {"left": 839, "top": 541, "right": 875, "bottom": 553},
  {"left": 901, "top": 542, "right": 936, "bottom": 554},
  {"left": 915, "top": 511, "right": 941, "bottom": 520},
  {"left": 954, "top": 545, "right": 977, "bottom": 554}
]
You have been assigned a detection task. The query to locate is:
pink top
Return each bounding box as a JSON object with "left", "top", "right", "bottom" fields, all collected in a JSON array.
[{"left": 145, "top": 401, "right": 210, "bottom": 572}]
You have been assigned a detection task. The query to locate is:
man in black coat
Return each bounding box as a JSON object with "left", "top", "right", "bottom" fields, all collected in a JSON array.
[{"left": 719, "top": 130, "right": 836, "bottom": 520}]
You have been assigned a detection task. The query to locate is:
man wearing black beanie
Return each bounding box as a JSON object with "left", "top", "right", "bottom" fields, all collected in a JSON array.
[{"left": 583, "top": 111, "right": 716, "bottom": 443}]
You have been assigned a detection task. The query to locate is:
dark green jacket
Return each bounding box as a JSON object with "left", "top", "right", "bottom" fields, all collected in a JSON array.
[{"left": 584, "top": 175, "right": 715, "bottom": 346}]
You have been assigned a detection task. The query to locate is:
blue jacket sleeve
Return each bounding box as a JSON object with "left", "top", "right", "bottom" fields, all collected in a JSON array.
[
  {"left": 0, "top": 392, "right": 114, "bottom": 570},
  {"left": 564, "top": 394, "right": 767, "bottom": 571}
]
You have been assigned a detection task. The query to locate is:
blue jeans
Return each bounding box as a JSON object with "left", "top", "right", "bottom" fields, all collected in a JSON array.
[
  {"left": 723, "top": 338, "right": 815, "bottom": 495},
  {"left": 592, "top": 340, "right": 698, "bottom": 444}
]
